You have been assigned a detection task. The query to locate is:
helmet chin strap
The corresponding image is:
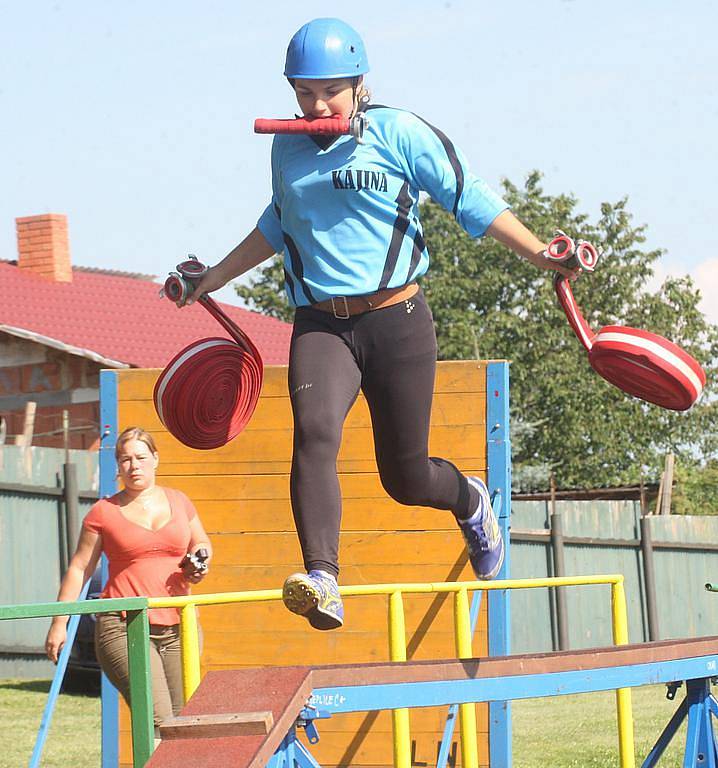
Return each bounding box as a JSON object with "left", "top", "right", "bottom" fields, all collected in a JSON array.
[{"left": 349, "top": 76, "right": 360, "bottom": 118}]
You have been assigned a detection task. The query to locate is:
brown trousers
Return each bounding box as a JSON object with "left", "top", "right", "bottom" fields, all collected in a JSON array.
[{"left": 95, "top": 612, "right": 185, "bottom": 728}]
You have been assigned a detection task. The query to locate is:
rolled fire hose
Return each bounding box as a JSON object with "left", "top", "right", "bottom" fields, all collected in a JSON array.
[
  {"left": 154, "top": 256, "right": 263, "bottom": 449},
  {"left": 548, "top": 232, "right": 705, "bottom": 411}
]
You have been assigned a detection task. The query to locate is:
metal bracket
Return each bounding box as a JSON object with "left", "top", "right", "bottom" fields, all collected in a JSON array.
[{"left": 666, "top": 680, "right": 682, "bottom": 700}]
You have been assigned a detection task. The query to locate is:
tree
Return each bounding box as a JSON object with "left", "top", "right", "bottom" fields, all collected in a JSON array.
[
  {"left": 420, "top": 172, "right": 718, "bottom": 490},
  {"left": 673, "top": 460, "right": 718, "bottom": 515},
  {"left": 236, "top": 257, "right": 295, "bottom": 324},
  {"left": 236, "top": 172, "right": 718, "bottom": 492}
]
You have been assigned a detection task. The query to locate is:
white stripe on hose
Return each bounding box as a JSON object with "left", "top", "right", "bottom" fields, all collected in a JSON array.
[
  {"left": 155, "top": 339, "right": 233, "bottom": 425},
  {"left": 594, "top": 331, "right": 703, "bottom": 396},
  {"left": 561, "top": 285, "right": 594, "bottom": 350}
]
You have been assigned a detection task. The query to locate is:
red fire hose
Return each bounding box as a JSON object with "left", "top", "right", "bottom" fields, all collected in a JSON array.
[
  {"left": 154, "top": 257, "right": 263, "bottom": 449},
  {"left": 548, "top": 232, "right": 705, "bottom": 411},
  {"left": 254, "top": 114, "right": 367, "bottom": 142}
]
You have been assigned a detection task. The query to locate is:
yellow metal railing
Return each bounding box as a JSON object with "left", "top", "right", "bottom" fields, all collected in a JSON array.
[{"left": 148, "top": 574, "right": 634, "bottom": 768}]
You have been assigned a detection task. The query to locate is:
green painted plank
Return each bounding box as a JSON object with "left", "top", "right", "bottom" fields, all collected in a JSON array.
[{"left": 0, "top": 596, "right": 148, "bottom": 620}]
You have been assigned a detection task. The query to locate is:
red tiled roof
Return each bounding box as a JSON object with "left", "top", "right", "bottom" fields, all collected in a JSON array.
[{"left": 1, "top": 261, "right": 292, "bottom": 367}]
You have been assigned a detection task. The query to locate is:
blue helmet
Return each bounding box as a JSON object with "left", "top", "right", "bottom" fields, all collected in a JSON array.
[{"left": 284, "top": 18, "right": 369, "bottom": 79}]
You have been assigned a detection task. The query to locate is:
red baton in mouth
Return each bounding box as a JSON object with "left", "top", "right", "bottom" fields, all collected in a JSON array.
[{"left": 254, "top": 114, "right": 367, "bottom": 142}]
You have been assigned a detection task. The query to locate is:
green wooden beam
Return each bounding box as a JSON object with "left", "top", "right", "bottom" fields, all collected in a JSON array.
[{"left": 0, "top": 596, "right": 149, "bottom": 620}]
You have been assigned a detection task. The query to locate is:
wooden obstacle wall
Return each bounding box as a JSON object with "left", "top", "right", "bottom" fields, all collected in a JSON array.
[{"left": 114, "top": 360, "right": 492, "bottom": 768}]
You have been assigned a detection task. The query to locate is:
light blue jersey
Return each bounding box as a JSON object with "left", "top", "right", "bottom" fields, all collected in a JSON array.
[{"left": 257, "top": 104, "right": 508, "bottom": 307}]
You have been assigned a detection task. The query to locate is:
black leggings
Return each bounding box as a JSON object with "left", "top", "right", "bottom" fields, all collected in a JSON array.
[{"left": 288, "top": 288, "right": 475, "bottom": 578}]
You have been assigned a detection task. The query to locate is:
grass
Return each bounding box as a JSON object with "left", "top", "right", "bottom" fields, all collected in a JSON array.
[
  {"left": 0, "top": 679, "right": 691, "bottom": 767},
  {"left": 0, "top": 679, "right": 100, "bottom": 768},
  {"left": 513, "top": 685, "right": 687, "bottom": 767}
]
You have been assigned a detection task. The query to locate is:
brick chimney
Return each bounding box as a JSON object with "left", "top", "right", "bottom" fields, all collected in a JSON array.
[{"left": 15, "top": 213, "right": 72, "bottom": 282}]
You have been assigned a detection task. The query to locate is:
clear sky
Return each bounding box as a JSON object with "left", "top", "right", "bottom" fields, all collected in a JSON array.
[{"left": 2, "top": 0, "right": 716, "bottom": 321}]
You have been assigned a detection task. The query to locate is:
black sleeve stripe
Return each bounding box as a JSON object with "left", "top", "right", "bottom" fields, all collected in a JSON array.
[
  {"left": 283, "top": 266, "right": 298, "bottom": 306},
  {"left": 413, "top": 114, "right": 464, "bottom": 217},
  {"left": 283, "top": 233, "right": 317, "bottom": 305},
  {"left": 364, "top": 104, "right": 465, "bottom": 218},
  {"left": 274, "top": 204, "right": 299, "bottom": 304},
  {"left": 379, "top": 180, "right": 413, "bottom": 291}
]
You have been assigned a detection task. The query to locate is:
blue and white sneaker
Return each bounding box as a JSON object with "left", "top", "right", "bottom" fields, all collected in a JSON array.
[
  {"left": 282, "top": 570, "right": 344, "bottom": 630},
  {"left": 458, "top": 477, "right": 505, "bottom": 580}
]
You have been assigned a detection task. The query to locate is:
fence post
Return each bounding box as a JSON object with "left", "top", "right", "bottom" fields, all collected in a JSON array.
[
  {"left": 549, "top": 477, "right": 569, "bottom": 651},
  {"left": 56, "top": 473, "right": 69, "bottom": 576},
  {"left": 63, "top": 462, "right": 81, "bottom": 553},
  {"left": 639, "top": 514, "right": 660, "bottom": 641},
  {"left": 660, "top": 453, "right": 675, "bottom": 515}
]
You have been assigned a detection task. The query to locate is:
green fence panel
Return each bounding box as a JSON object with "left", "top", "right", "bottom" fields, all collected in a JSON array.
[
  {"left": 511, "top": 500, "right": 718, "bottom": 654},
  {"left": 0, "top": 445, "right": 98, "bottom": 673}
]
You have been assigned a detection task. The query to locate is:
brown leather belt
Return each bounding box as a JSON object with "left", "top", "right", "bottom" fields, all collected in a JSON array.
[{"left": 311, "top": 283, "right": 419, "bottom": 318}]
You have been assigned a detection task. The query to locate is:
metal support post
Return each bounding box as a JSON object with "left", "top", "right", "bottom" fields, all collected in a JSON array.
[
  {"left": 388, "top": 591, "right": 411, "bottom": 768},
  {"left": 641, "top": 678, "right": 718, "bottom": 768},
  {"left": 63, "top": 462, "right": 80, "bottom": 552},
  {"left": 549, "top": 476, "right": 569, "bottom": 651},
  {"left": 454, "top": 588, "right": 479, "bottom": 768},
  {"left": 267, "top": 724, "right": 324, "bottom": 768},
  {"left": 639, "top": 515, "right": 660, "bottom": 641},
  {"left": 486, "top": 361, "right": 512, "bottom": 768},
  {"left": 99, "top": 369, "right": 119, "bottom": 768}
]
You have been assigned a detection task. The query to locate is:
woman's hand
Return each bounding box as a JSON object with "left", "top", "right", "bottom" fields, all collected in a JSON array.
[
  {"left": 180, "top": 545, "right": 210, "bottom": 584},
  {"left": 181, "top": 265, "right": 230, "bottom": 307},
  {"left": 487, "top": 211, "right": 581, "bottom": 281},
  {"left": 185, "top": 566, "right": 209, "bottom": 585},
  {"left": 45, "top": 621, "right": 67, "bottom": 664},
  {"left": 44, "top": 530, "right": 102, "bottom": 664},
  {"left": 177, "top": 227, "right": 277, "bottom": 308},
  {"left": 527, "top": 250, "right": 582, "bottom": 281},
  {"left": 180, "top": 558, "right": 209, "bottom": 584}
]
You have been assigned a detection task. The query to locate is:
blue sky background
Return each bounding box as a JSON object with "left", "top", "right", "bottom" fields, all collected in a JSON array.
[{"left": 2, "top": 0, "right": 716, "bottom": 321}]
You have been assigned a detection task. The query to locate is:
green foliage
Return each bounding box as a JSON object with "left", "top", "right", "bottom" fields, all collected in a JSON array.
[
  {"left": 420, "top": 172, "right": 718, "bottom": 491},
  {"left": 235, "top": 255, "right": 295, "bottom": 323},
  {"left": 673, "top": 460, "right": 718, "bottom": 515}
]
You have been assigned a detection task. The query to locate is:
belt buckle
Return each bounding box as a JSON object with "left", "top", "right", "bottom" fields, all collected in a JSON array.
[{"left": 331, "top": 296, "right": 350, "bottom": 319}]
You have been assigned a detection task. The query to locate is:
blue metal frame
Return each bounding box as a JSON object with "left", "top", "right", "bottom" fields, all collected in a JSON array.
[
  {"left": 99, "top": 370, "right": 119, "bottom": 768},
  {"left": 29, "top": 579, "right": 91, "bottom": 768},
  {"left": 306, "top": 656, "right": 718, "bottom": 713},
  {"left": 486, "top": 361, "right": 511, "bottom": 767},
  {"left": 267, "top": 727, "right": 323, "bottom": 768},
  {"left": 641, "top": 679, "right": 718, "bottom": 767},
  {"left": 287, "top": 657, "right": 718, "bottom": 768}
]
